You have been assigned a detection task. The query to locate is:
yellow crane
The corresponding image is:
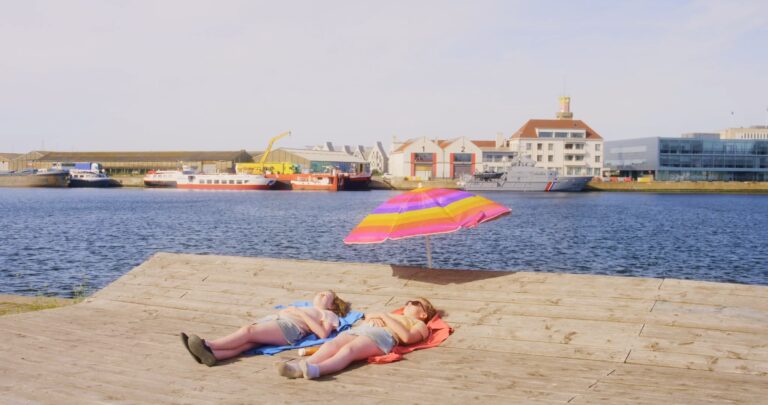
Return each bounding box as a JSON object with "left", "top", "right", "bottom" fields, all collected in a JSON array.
[
  {"left": 259, "top": 131, "right": 290, "bottom": 164},
  {"left": 236, "top": 131, "right": 300, "bottom": 175}
]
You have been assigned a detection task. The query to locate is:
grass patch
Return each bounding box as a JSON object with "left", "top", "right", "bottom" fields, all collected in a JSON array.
[{"left": 0, "top": 295, "right": 76, "bottom": 317}]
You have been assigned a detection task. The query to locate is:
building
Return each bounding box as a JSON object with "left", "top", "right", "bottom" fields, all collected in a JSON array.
[
  {"left": 19, "top": 151, "right": 253, "bottom": 174},
  {"left": 605, "top": 137, "right": 768, "bottom": 181},
  {"left": 0, "top": 153, "right": 20, "bottom": 171},
  {"left": 366, "top": 141, "right": 388, "bottom": 174},
  {"left": 508, "top": 97, "right": 604, "bottom": 177},
  {"left": 388, "top": 136, "right": 494, "bottom": 179},
  {"left": 254, "top": 148, "right": 368, "bottom": 174},
  {"left": 721, "top": 126, "right": 768, "bottom": 140}
]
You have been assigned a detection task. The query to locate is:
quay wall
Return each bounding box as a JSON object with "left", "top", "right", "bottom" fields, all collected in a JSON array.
[
  {"left": 588, "top": 180, "right": 768, "bottom": 193},
  {"left": 109, "top": 175, "right": 768, "bottom": 193}
]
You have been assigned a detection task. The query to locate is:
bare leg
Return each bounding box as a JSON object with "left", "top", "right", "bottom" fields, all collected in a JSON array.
[
  {"left": 312, "top": 336, "right": 384, "bottom": 376},
  {"left": 305, "top": 333, "right": 356, "bottom": 365},
  {"left": 206, "top": 322, "right": 289, "bottom": 359}
]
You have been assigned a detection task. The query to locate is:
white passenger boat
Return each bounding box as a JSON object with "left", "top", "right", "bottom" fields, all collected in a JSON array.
[{"left": 143, "top": 170, "right": 275, "bottom": 190}]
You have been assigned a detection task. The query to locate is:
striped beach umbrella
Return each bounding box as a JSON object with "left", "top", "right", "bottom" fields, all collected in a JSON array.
[{"left": 344, "top": 188, "right": 511, "bottom": 267}]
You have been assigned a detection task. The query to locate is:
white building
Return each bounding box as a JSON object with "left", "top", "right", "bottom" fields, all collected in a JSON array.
[
  {"left": 721, "top": 126, "right": 768, "bottom": 140},
  {"left": 388, "top": 136, "right": 491, "bottom": 179},
  {"left": 508, "top": 97, "right": 604, "bottom": 177},
  {"left": 366, "top": 141, "right": 388, "bottom": 174}
]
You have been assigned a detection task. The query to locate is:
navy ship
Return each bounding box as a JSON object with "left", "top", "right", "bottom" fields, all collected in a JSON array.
[{"left": 458, "top": 156, "right": 592, "bottom": 192}]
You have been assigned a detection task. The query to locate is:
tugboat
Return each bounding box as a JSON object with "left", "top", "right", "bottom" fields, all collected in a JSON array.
[
  {"left": 458, "top": 156, "right": 592, "bottom": 192},
  {"left": 290, "top": 174, "right": 338, "bottom": 191},
  {"left": 55, "top": 163, "right": 121, "bottom": 188}
]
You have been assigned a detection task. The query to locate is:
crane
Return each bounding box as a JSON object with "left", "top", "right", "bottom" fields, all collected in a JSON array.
[{"left": 259, "top": 131, "right": 291, "bottom": 164}]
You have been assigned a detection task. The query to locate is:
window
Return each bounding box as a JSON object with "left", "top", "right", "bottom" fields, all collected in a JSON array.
[
  {"left": 565, "top": 144, "right": 573, "bottom": 150},
  {"left": 236, "top": 180, "right": 243, "bottom": 184},
  {"left": 548, "top": 144, "right": 554, "bottom": 151},
  {"left": 575, "top": 144, "right": 585, "bottom": 150},
  {"left": 596, "top": 144, "right": 601, "bottom": 152},
  {"left": 536, "top": 155, "right": 542, "bottom": 162},
  {"left": 575, "top": 155, "right": 584, "bottom": 161},
  {"left": 595, "top": 155, "right": 601, "bottom": 163},
  {"left": 548, "top": 155, "right": 554, "bottom": 162},
  {"left": 526, "top": 143, "right": 532, "bottom": 150},
  {"left": 539, "top": 131, "right": 553, "bottom": 138},
  {"left": 555, "top": 132, "right": 568, "bottom": 138},
  {"left": 453, "top": 153, "right": 473, "bottom": 162},
  {"left": 570, "top": 132, "right": 585, "bottom": 138},
  {"left": 537, "top": 143, "right": 542, "bottom": 150},
  {"left": 414, "top": 153, "right": 433, "bottom": 162}
]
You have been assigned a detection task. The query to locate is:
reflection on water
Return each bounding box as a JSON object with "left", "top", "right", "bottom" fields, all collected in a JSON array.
[{"left": 1, "top": 188, "right": 767, "bottom": 297}]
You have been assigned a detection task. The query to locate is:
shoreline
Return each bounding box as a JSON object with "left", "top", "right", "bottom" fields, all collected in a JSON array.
[
  {"left": 0, "top": 294, "right": 76, "bottom": 316},
  {"left": 48, "top": 175, "right": 768, "bottom": 193}
]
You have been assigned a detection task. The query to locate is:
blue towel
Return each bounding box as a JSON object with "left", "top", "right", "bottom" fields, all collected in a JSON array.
[{"left": 245, "top": 301, "right": 364, "bottom": 356}]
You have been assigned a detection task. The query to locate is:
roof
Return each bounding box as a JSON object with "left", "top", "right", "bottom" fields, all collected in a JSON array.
[
  {"left": 511, "top": 119, "right": 603, "bottom": 140},
  {"left": 471, "top": 140, "right": 497, "bottom": 149},
  {"left": 0, "top": 153, "right": 21, "bottom": 160},
  {"left": 34, "top": 151, "right": 253, "bottom": 162},
  {"left": 392, "top": 139, "right": 415, "bottom": 153},
  {"left": 279, "top": 148, "right": 366, "bottom": 163}
]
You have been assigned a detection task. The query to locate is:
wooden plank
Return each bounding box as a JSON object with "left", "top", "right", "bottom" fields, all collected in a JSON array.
[
  {"left": 627, "top": 349, "right": 768, "bottom": 376},
  {"left": 1, "top": 253, "right": 767, "bottom": 404}
]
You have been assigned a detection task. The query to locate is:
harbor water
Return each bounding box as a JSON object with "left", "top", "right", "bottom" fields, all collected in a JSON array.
[{"left": 1, "top": 188, "right": 767, "bottom": 298}]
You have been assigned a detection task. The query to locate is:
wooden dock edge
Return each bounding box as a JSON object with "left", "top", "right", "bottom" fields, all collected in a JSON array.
[{"left": 1, "top": 252, "right": 765, "bottom": 404}]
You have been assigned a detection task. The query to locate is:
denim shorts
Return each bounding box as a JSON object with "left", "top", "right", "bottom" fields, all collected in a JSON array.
[
  {"left": 345, "top": 325, "right": 396, "bottom": 354},
  {"left": 255, "top": 315, "right": 305, "bottom": 345}
]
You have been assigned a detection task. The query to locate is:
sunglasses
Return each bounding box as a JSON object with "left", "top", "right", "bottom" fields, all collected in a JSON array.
[{"left": 405, "top": 300, "right": 425, "bottom": 310}]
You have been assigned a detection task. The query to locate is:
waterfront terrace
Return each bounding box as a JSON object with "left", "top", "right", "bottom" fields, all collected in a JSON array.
[{"left": 0, "top": 253, "right": 766, "bottom": 403}]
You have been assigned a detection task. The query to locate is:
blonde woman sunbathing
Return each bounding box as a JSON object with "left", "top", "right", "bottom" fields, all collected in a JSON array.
[
  {"left": 181, "top": 290, "right": 349, "bottom": 366},
  {"left": 277, "top": 297, "right": 436, "bottom": 379}
]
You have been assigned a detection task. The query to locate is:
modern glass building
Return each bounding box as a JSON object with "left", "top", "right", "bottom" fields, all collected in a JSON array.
[{"left": 605, "top": 137, "right": 768, "bottom": 181}]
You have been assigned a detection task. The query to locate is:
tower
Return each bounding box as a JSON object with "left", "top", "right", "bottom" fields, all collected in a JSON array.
[{"left": 556, "top": 96, "right": 573, "bottom": 120}]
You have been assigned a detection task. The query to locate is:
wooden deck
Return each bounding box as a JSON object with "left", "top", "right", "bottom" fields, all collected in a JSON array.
[{"left": 1, "top": 253, "right": 766, "bottom": 404}]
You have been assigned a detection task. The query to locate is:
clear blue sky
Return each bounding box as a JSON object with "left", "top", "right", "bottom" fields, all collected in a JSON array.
[{"left": 1, "top": 0, "right": 766, "bottom": 152}]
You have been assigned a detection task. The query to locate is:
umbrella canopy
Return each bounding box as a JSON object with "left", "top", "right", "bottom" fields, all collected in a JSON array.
[{"left": 344, "top": 188, "right": 510, "bottom": 246}]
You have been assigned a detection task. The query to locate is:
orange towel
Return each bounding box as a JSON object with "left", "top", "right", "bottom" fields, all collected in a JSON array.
[{"left": 367, "top": 308, "right": 453, "bottom": 364}]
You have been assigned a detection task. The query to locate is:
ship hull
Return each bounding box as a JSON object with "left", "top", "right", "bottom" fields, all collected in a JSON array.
[
  {"left": 69, "top": 178, "right": 122, "bottom": 188},
  {"left": 0, "top": 172, "right": 69, "bottom": 188},
  {"left": 462, "top": 176, "right": 592, "bottom": 192}
]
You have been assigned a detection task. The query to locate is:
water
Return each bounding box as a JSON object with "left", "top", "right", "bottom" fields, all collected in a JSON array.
[{"left": 1, "top": 188, "right": 767, "bottom": 298}]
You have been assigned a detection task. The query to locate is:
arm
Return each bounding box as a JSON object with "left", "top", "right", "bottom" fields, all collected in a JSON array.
[
  {"left": 380, "top": 313, "right": 428, "bottom": 345},
  {"left": 290, "top": 308, "right": 335, "bottom": 339}
]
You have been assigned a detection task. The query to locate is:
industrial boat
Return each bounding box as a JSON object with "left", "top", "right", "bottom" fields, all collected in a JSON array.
[
  {"left": 0, "top": 169, "right": 69, "bottom": 188},
  {"left": 54, "top": 163, "right": 121, "bottom": 188},
  {"left": 458, "top": 156, "right": 592, "bottom": 192},
  {"left": 290, "top": 174, "right": 338, "bottom": 191},
  {"left": 68, "top": 170, "right": 122, "bottom": 188}
]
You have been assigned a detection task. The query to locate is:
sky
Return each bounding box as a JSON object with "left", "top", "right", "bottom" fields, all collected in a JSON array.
[{"left": 1, "top": 0, "right": 767, "bottom": 153}]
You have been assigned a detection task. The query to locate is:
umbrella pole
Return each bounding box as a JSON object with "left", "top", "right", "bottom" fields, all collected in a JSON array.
[{"left": 425, "top": 235, "right": 433, "bottom": 268}]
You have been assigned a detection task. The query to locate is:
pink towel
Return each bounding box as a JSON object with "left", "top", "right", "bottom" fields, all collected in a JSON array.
[{"left": 367, "top": 309, "right": 453, "bottom": 364}]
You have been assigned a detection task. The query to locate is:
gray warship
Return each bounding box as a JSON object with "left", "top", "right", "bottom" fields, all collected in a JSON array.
[{"left": 458, "top": 156, "right": 591, "bottom": 192}]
